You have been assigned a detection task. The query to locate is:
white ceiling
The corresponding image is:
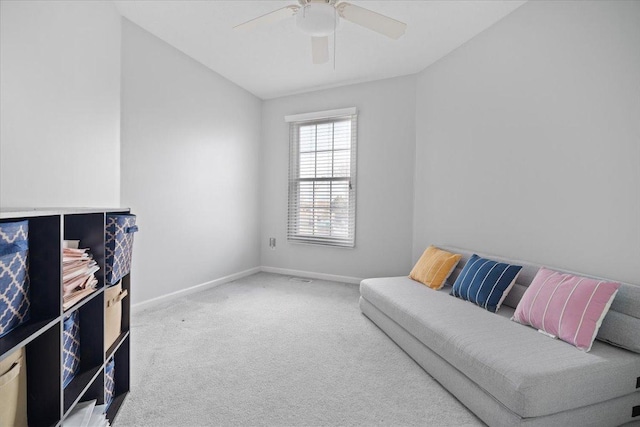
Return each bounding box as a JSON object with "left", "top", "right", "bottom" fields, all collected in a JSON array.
[{"left": 114, "top": 1, "right": 526, "bottom": 100}]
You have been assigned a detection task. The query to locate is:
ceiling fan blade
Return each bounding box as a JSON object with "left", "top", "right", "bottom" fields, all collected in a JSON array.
[
  {"left": 336, "top": 2, "right": 406, "bottom": 39},
  {"left": 311, "top": 36, "right": 329, "bottom": 64},
  {"left": 233, "top": 5, "right": 299, "bottom": 31}
]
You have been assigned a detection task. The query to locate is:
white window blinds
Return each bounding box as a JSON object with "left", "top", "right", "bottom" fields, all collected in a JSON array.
[{"left": 286, "top": 108, "right": 357, "bottom": 247}]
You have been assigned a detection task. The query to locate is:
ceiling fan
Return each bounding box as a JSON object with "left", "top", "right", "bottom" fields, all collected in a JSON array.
[{"left": 234, "top": 0, "right": 407, "bottom": 65}]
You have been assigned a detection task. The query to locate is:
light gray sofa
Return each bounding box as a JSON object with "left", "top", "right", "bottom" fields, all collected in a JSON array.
[{"left": 359, "top": 247, "right": 640, "bottom": 426}]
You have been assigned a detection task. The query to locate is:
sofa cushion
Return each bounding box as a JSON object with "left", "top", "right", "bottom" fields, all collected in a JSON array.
[
  {"left": 409, "top": 246, "right": 461, "bottom": 290},
  {"left": 441, "top": 246, "right": 640, "bottom": 353},
  {"left": 450, "top": 254, "right": 522, "bottom": 313},
  {"left": 512, "top": 267, "right": 620, "bottom": 352},
  {"left": 360, "top": 276, "right": 640, "bottom": 418},
  {"left": 597, "top": 310, "right": 640, "bottom": 353}
]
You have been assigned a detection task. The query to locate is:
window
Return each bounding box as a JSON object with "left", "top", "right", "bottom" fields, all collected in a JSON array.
[{"left": 286, "top": 108, "right": 357, "bottom": 247}]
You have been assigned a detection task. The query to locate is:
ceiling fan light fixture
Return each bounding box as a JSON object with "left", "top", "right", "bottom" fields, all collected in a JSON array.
[
  {"left": 295, "top": 2, "right": 339, "bottom": 37},
  {"left": 233, "top": 0, "right": 407, "bottom": 65}
]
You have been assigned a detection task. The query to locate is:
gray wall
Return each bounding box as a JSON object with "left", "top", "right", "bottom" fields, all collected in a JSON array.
[
  {"left": 120, "top": 20, "right": 262, "bottom": 304},
  {"left": 260, "top": 76, "right": 416, "bottom": 280},
  {"left": 0, "top": 1, "right": 121, "bottom": 207},
  {"left": 413, "top": 0, "right": 640, "bottom": 284}
]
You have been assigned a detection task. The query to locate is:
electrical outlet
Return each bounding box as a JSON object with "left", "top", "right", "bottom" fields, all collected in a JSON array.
[{"left": 269, "top": 237, "right": 276, "bottom": 249}]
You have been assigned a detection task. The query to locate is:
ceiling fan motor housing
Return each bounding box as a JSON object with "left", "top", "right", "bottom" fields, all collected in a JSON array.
[{"left": 296, "top": 2, "right": 340, "bottom": 37}]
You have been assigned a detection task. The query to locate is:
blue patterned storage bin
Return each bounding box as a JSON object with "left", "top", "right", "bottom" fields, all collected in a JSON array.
[
  {"left": 105, "top": 358, "right": 115, "bottom": 408},
  {"left": 105, "top": 214, "right": 137, "bottom": 285},
  {"left": 62, "top": 312, "right": 80, "bottom": 387},
  {"left": 0, "top": 220, "right": 30, "bottom": 338}
]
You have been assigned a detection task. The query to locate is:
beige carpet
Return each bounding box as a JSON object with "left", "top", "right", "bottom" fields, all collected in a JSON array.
[{"left": 114, "top": 272, "right": 483, "bottom": 426}]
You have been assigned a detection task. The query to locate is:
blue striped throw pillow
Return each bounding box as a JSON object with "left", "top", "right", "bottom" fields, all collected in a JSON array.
[{"left": 450, "top": 254, "right": 522, "bottom": 313}]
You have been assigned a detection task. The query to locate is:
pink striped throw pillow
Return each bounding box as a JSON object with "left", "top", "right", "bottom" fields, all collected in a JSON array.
[{"left": 512, "top": 267, "right": 620, "bottom": 352}]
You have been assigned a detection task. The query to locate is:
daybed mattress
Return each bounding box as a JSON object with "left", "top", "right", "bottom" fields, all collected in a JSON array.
[
  {"left": 360, "top": 296, "right": 639, "bottom": 427},
  {"left": 360, "top": 276, "right": 640, "bottom": 419}
]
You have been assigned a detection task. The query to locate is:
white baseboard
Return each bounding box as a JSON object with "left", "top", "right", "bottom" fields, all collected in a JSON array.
[
  {"left": 260, "top": 266, "right": 362, "bottom": 284},
  {"left": 132, "top": 266, "right": 361, "bottom": 313},
  {"left": 131, "top": 267, "right": 261, "bottom": 313}
]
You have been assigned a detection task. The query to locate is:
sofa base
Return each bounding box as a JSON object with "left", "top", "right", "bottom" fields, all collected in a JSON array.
[{"left": 360, "top": 296, "right": 639, "bottom": 427}]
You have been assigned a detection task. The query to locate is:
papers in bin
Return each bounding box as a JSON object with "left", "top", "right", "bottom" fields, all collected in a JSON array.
[
  {"left": 63, "top": 241, "right": 100, "bottom": 311},
  {"left": 64, "top": 399, "right": 110, "bottom": 427}
]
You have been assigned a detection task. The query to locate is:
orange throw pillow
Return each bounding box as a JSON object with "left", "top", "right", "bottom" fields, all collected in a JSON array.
[{"left": 409, "top": 246, "right": 462, "bottom": 290}]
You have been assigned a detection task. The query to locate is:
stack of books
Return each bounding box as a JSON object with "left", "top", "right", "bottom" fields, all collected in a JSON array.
[{"left": 63, "top": 240, "right": 100, "bottom": 311}]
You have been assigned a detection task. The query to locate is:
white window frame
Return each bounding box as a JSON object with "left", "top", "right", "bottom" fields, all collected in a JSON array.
[{"left": 286, "top": 108, "right": 358, "bottom": 248}]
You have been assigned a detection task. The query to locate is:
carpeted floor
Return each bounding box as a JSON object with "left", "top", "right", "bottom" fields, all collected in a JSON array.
[{"left": 114, "top": 272, "right": 483, "bottom": 426}]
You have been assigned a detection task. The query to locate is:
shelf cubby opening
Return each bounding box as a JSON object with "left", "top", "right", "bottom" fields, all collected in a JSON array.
[
  {"left": 106, "top": 335, "right": 130, "bottom": 424},
  {"left": 26, "top": 321, "right": 61, "bottom": 427},
  {"left": 62, "top": 367, "right": 107, "bottom": 423},
  {"left": 106, "top": 330, "right": 129, "bottom": 360},
  {"left": 105, "top": 273, "right": 130, "bottom": 358},
  {"left": 63, "top": 213, "right": 106, "bottom": 291},
  {"left": 0, "top": 318, "right": 59, "bottom": 361},
  {"left": 62, "top": 293, "right": 105, "bottom": 413},
  {"left": 63, "top": 364, "right": 103, "bottom": 415},
  {"left": 0, "top": 215, "right": 61, "bottom": 357}
]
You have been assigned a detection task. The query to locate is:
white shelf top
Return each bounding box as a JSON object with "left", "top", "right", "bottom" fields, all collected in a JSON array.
[{"left": 0, "top": 207, "right": 129, "bottom": 219}]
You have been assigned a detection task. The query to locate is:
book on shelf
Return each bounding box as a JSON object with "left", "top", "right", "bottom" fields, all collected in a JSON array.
[{"left": 62, "top": 241, "right": 100, "bottom": 311}]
